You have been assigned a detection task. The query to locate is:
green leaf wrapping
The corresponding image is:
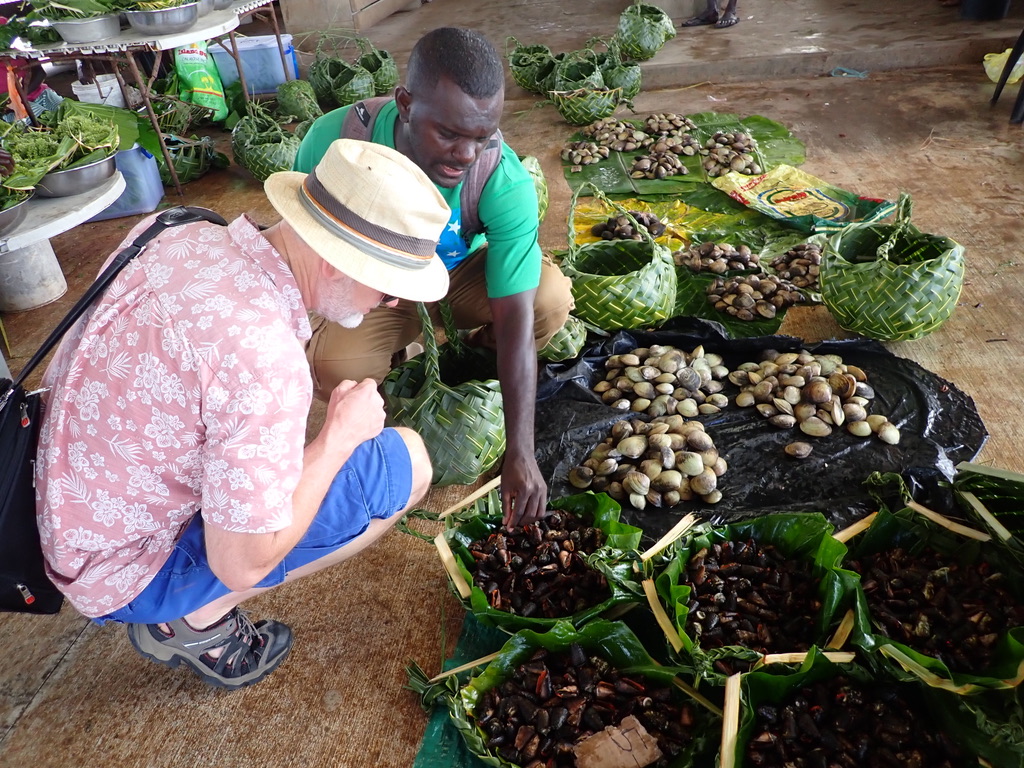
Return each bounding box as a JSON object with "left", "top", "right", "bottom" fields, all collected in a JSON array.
[
  {"left": 450, "top": 620, "right": 718, "bottom": 768},
  {"left": 505, "top": 37, "right": 553, "bottom": 95},
  {"left": 845, "top": 504, "right": 1024, "bottom": 694},
  {"left": 308, "top": 56, "right": 375, "bottom": 110},
  {"left": 276, "top": 79, "right": 323, "bottom": 123},
  {"left": 231, "top": 104, "right": 299, "bottom": 182},
  {"left": 439, "top": 491, "right": 646, "bottom": 631},
  {"left": 820, "top": 192, "right": 965, "bottom": 342},
  {"left": 655, "top": 513, "right": 858, "bottom": 685}
]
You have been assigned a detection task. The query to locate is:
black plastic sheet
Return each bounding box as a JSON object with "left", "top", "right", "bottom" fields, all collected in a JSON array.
[{"left": 535, "top": 318, "right": 987, "bottom": 541}]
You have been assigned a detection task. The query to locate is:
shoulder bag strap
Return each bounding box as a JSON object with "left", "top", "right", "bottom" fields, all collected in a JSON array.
[{"left": 9, "top": 206, "right": 228, "bottom": 391}]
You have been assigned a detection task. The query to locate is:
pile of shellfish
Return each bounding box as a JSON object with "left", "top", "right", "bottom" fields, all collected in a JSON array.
[
  {"left": 568, "top": 415, "right": 727, "bottom": 510},
  {"left": 592, "top": 344, "right": 730, "bottom": 419},
  {"left": 582, "top": 118, "right": 647, "bottom": 152},
  {"left": 675, "top": 241, "right": 760, "bottom": 274},
  {"left": 591, "top": 211, "right": 667, "bottom": 240},
  {"left": 769, "top": 242, "right": 822, "bottom": 291},
  {"left": 560, "top": 140, "right": 610, "bottom": 166},
  {"left": 467, "top": 511, "right": 609, "bottom": 619},
  {"left": 474, "top": 643, "right": 699, "bottom": 767},
  {"left": 631, "top": 151, "right": 687, "bottom": 179},
  {"left": 706, "top": 273, "right": 806, "bottom": 321},
  {"left": 700, "top": 130, "right": 761, "bottom": 177},
  {"left": 729, "top": 349, "right": 901, "bottom": 456}
]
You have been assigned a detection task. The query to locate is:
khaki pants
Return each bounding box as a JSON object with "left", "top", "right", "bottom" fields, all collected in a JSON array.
[{"left": 306, "top": 251, "right": 574, "bottom": 401}]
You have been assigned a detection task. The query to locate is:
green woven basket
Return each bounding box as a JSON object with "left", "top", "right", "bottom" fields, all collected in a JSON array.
[
  {"left": 355, "top": 37, "right": 399, "bottom": 96},
  {"left": 382, "top": 301, "right": 506, "bottom": 487},
  {"left": 820, "top": 193, "right": 965, "bottom": 342},
  {"left": 308, "top": 55, "right": 375, "bottom": 110},
  {"left": 549, "top": 87, "right": 623, "bottom": 126},
  {"left": 156, "top": 134, "right": 216, "bottom": 186},
  {"left": 614, "top": 0, "right": 676, "bottom": 62},
  {"left": 552, "top": 54, "right": 605, "bottom": 92},
  {"left": 518, "top": 154, "right": 548, "bottom": 223},
  {"left": 560, "top": 185, "right": 677, "bottom": 330},
  {"left": 539, "top": 314, "right": 588, "bottom": 362},
  {"left": 505, "top": 36, "right": 553, "bottom": 94}
]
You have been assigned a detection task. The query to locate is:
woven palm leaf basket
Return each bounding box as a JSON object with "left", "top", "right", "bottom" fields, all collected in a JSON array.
[
  {"left": 819, "top": 193, "right": 965, "bottom": 342},
  {"left": 382, "top": 301, "right": 506, "bottom": 487},
  {"left": 549, "top": 86, "right": 623, "bottom": 126},
  {"left": 560, "top": 184, "right": 677, "bottom": 331},
  {"left": 505, "top": 36, "right": 553, "bottom": 95},
  {"left": 614, "top": 0, "right": 676, "bottom": 62},
  {"left": 539, "top": 314, "right": 588, "bottom": 362}
]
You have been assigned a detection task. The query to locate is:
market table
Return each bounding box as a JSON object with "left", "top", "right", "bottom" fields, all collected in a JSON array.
[
  {"left": 0, "top": 0, "right": 292, "bottom": 194},
  {"left": 0, "top": 170, "right": 125, "bottom": 314}
]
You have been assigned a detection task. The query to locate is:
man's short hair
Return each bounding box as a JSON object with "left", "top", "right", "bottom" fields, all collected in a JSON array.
[{"left": 406, "top": 27, "right": 504, "bottom": 100}]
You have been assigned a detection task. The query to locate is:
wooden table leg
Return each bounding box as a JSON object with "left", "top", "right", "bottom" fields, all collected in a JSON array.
[{"left": 123, "top": 49, "right": 183, "bottom": 196}]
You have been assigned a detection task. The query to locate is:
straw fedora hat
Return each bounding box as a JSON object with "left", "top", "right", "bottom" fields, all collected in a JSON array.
[{"left": 265, "top": 139, "right": 451, "bottom": 302}]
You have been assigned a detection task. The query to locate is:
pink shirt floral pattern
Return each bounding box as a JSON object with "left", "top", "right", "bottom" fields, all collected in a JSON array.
[{"left": 35, "top": 215, "right": 313, "bottom": 618}]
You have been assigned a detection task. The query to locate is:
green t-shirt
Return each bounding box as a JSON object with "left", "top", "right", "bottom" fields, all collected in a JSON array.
[{"left": 293, "top": 101, "right": 542, "bottom": 299}]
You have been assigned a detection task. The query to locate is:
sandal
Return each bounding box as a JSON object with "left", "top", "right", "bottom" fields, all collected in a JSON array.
[{"left": 127, "top": 608, "right": 293, "bottom": 690}]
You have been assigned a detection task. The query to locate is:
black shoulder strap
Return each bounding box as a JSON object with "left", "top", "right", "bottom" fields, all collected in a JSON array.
[{"left": 9, "top": 206, "right": 227, "bottom": 391}]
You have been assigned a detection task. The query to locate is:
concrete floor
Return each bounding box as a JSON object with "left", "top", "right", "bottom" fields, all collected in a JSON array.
[{"left": 3, "top": 0, "right": 1024, "bottom": 766}]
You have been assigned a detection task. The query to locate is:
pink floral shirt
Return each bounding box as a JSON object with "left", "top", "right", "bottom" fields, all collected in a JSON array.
[{"left": 35, "top": 214, "right": 313, "bottom": 618}]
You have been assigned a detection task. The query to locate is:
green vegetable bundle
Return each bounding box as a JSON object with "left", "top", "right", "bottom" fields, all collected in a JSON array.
[
  {"left": 560, "top": 184, "right": 676, "bottom": 330},
  {"left": 231, "top": 102, "right": 300, "bottom": 182},
  {"left": 275, "top": 79, "right": 323, "bottom": 123},
  {"left": 820, "top": 193, "right": 965, "bottom": 342},
  {"left": 614, "top": 0, "right": 676, "bottom": 62}
]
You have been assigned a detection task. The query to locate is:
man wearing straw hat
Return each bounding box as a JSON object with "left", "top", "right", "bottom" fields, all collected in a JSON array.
[
  {"left": 295, "top": 27, "right": 574, "bottom": 530},
  {"left": 34, "top": 139, "right": 451, "bottom": 690}
]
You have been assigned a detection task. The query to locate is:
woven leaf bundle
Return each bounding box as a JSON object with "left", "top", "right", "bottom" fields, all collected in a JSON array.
[
  {"left": 560, "top": 185, "right": 677, "bottom": 330},
  {"left": 539, "top": 314, "right": 588, "bottom": 362},
  {"left": 231, "top": 103, "right": 300, "bottom": 182},
  {"left": 820, "top": 193, "right": 965, "bottom": 342},
  {"left": 506, "top": 36, "right": 553, "bottom": 94},
  {"left": 549, "top": 87, "right": 622, "bottom": 126},
  {"left": 602, "top": 59, "right": 642, "bottom": 101},
  {"left": 552, "top": 54, "right": 605, "bottom": 92},
  {"left": 355, "top": 38, "right": 399, "bottom": 96},
  {"left": 308, "top": 55, "right": 375, "bottom": 110},
  {"left": 382, "top": 301, "right": 505, "bottom": 486},
  {"left": 537, "top": 51, "right": 569, "bottom": 94},
  {"left": 615, "top": 0, "right": 676, "bottom": 62},
  {"left": 276, "top": 79, "right": 322, "bottom": 123},
  {"left": 518, "top": 154, "right": 548, "bottom": 223},
  {"left": 156, "top": 134, "right": 219, "bottom": 186}
]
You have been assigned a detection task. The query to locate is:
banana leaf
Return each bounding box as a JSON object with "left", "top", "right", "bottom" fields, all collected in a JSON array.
[
  {"left": 440, "top": 491, "right": 646, "bottom": 632},
  {"left": 563, "top": 112, "right": 805, "bottom": 197},
  {"left": 655, "top": 513, "right": 858, "bottom": 686},
  {"left": 733, "top": 648, "right": 999, "bottom": 768},
  {"left": 938, "top": 685, "right": 1024, "bottom": 767},
  {"left": 446, "top": 620, "right": 719, "bottom": 768},
  {"left": 844, "top": 498, "right": 1024, "bottom": 694},
  {"left": 954, "top": 462, "right": 1024, "bottom": 563}
]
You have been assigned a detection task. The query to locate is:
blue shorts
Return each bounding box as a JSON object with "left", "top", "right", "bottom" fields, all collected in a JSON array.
[{"left": 95, "top": 428, "right": 412, "bottom": 625}]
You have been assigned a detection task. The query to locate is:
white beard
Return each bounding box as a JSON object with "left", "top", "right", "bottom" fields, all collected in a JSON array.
[{"left": 315, "top": 277, "right": 364, "bottom": 328}]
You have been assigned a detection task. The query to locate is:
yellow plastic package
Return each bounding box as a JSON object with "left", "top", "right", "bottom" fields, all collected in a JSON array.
[{"left": 984, "top": 49, "right": 1024, "bottom": 85}]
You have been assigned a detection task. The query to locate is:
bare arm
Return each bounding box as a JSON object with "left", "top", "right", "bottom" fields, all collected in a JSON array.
[
  {"left": 205, "top": 378, "right": 385, "bottom": 591},
  {"left": 490, "top": 289, "right": 547, "bottom": 529}
]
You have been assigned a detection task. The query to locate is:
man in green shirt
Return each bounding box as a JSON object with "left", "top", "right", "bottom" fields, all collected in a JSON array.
[{"left": 294, "top": 27, "right": 574, "bottom": 528}]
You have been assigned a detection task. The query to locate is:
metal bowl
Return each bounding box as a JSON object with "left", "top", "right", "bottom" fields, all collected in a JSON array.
[
  {"left": 50, "top": 14, "right": 121, "bottom": 44},
  {"left": 0, "top": 193, "right": 34, "bottom": 238},
  {"left": 124, "top": 2, "right": 200, "bottom": 35},
  {"left": 36, "top": 154, "right": 117, "bottom": 198},
  {"left": 212, "top": 0, "right": 232, "bottom": 9},
  {"left": 196, "top": 0, "right": 213, "bottom": 16}
]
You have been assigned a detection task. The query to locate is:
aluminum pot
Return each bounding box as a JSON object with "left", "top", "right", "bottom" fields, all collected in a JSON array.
[
  {"left": 0, "top": 193, "right": 34, "bottom": 238},
  {"left": 50, "top": 14, "right": 121, "bottom": 44},
  {"left": 124, "top": 2, "right": 200, "bottom": 35},
  {"left": 213, "top": 0, "right": 232, "bottom": 9},
  {"left": 36, "top": 154, "right": 117, "bottom": 199},
  {"left": 196, "top": 0, "right": 213, "bottom": 16}
]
